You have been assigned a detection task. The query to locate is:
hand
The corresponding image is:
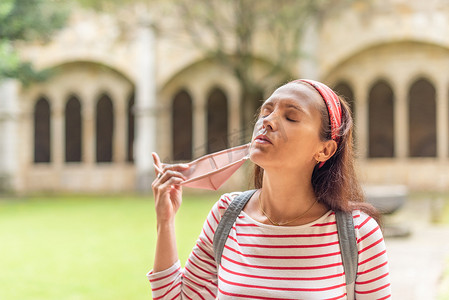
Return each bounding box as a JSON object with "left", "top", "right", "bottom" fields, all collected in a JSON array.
[{"left": 151, "top": 152, "right": 189, "bottom": 224}]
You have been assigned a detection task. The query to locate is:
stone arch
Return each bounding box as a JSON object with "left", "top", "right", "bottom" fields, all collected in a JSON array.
[
  {"left": 160, "top": 56, "right": 288, "bottom": 99},
  {"left": 408, "top": 78, "right": 437, "bottom": 157},
  {"left": 96, "top": 93, "right": 114, "bottom": 162},
  {"left": 30, "top": 61, "right": 135, "bottom": 164},
  {"left": 19, "top": 59, "right": 139, "bottom": 192},
  {"left": 368, "top": 80, "right": 395, "bottom": 158},
  {"left": 320, "top": 6, "right": 449, "bottom": 79},
  {"left": 159, "top": 57, "right": 287, "bottom": 160},
  {"left": 325, "top": 41, "right": 449, "bottom": 84},
  {"left": 34, "top": 96, "right": 51, "bottom": 163},
  {"left": 65, "top": 95, "right": 82, "bottom": 162},
  {"left": 207, "top": 87, "right": 229, "bottom": 153},
  {"left": 324, "top": 41, "right": 449, "bottom": 162},
  {"left": 172, "top": 89, "right": 193, "bottom": 161},
  {"left": 39, "top": 59, "right": 136, "bottom": 87}
]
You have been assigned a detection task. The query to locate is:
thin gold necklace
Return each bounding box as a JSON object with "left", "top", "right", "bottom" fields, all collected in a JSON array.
[{"left": 258, "top": 190, "right": 318, "bottom": 226}]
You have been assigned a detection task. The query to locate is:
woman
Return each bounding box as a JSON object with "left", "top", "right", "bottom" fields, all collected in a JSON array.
[{"left": 148, "top": 79, "right": 391, "bottom": 299}]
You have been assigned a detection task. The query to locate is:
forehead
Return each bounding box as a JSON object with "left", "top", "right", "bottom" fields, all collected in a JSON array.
[{"left": 263, "top": 82, "right": 324, "bottom": 110}]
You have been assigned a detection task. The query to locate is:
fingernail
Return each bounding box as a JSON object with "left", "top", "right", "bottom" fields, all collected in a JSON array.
[{"left": 180, "top": 164, "right": 189, "bottom": 168}]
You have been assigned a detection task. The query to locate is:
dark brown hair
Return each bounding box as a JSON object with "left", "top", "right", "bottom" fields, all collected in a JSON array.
[{"left": 252, "top": 83, "right": 380, "bottom": 223}]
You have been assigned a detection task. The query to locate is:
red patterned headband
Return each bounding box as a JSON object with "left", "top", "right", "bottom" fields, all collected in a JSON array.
[{"left": 292, "top": 79, "right": 342, "bottom": 167}]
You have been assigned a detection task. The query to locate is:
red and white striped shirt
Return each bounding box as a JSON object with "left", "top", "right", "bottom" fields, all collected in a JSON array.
[{"left": 148, "top": 192, "right": 391, "bottom": 299}]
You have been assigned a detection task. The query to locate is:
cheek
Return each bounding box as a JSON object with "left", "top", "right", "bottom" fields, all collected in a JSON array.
[{"left": 288, "top": 125, "right": 321, "bottom": 150}]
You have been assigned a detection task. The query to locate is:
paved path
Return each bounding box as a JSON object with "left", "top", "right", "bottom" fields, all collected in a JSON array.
[{"left": 382, "top": 196, "right": 449, "bottom": 299}]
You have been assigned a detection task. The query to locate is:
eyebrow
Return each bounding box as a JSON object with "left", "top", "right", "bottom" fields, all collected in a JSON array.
[{"left": 261, "top": 100, "right": 305, "bottom": 113}]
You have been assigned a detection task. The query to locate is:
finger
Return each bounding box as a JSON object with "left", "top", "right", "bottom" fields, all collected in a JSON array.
[
  {"left": 153, "top": 163, "right": 163, "bottom": 175},
  {"left": 160, "top": 176, "right": 184, "bottom": 189},
  {"left": 152, "top": 152, "right": 162, "bottom": 169},
  {"left": 172, "top": 184, "right": 182, "bottom": 191},
  {"left": 159, "top": 170, "right": 187, "bottom": 182},
  {"left": 152, "top": 153, "right": 165, "bottom": 179},
  {"left": 162, "top": 163, "right": 190, "bottom": 173}
]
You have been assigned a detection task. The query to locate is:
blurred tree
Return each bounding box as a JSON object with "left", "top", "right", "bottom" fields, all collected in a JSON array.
[
  {"left": 165, "top": 0, "right": 355, "bottom": 135},
  {"left": 76, "top": 0, "right": 354, "bottom": 137},
  {"left": 0, "top": 0, "right": 69, "bottom": 84}
]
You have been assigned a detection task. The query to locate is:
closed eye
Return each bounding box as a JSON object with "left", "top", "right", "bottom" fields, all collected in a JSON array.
[
  {"left": 260, "top": 108, "right": 272, "bottom": 118},
  {"left": 286, "top": 111, "right": 299, "bottom": 122}
]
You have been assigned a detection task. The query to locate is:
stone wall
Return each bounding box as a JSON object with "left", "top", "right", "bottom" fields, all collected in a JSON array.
[{"left": 6, "top": 0, "right": 449, "bottom": 193}]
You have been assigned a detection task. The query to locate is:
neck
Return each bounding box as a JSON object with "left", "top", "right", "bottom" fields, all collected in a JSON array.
[{"left": 259, "top": 166, "right": 319, "bottom": 224}]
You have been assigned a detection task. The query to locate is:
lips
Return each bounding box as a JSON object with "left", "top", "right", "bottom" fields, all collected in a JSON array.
[{"left": 254, "top": 134, "right": 272, "bottom": 144}]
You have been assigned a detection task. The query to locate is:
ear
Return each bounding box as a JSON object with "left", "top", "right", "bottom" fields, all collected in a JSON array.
[{"left": 314, "top": 140, "right": 338, "bottom": 164}]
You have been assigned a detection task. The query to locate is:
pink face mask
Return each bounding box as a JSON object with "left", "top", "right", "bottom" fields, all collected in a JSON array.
[{"left": 155, "top": 143, "right": 251, "bottom": 191}]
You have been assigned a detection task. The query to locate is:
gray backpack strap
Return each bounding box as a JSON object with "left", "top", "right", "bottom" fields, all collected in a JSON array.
[
  {"left": 213, "top": 190, "right": 257, "bottom": 266},
  {"left": 335, "top": 210, "right": 358, "bottom": 300}
]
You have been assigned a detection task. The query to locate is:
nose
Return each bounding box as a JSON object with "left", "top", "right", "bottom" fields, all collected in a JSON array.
[{"left": 262, "top": 112, "right": 278, "bottom": 131}]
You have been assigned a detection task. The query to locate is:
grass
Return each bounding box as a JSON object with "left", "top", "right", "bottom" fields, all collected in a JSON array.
[
  {"left": 2, "top": 192, "right": 449, "bottom": 300},
  {"left": 0, "top": 193, "right": 219, "bottom": 300},
  {"left": 440, "top": 198, "right": 449, "bottom": 225},
  {"left": 440, "top": 259, "right": 449, "bottom": 300},
  {"left": 438, "top": 199, "right": 449, "bottom": 300}
]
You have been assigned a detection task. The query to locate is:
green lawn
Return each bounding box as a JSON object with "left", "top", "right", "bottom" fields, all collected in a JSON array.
[
  {"left": 2, "top": 192, "right": 449, "bottom": 300},
  {"left": 0, "top": 193, "right": 219, "bottom": 300},
  {"left": 438, "top": 200, "right": 449, "bottom": 300}
]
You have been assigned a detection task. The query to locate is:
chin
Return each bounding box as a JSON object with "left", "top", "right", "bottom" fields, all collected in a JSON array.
[{"left": 249, "top": 149, "right": 270, "bottom": 167}]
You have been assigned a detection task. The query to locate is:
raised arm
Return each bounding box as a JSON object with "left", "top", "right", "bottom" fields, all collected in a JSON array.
[
  {"left": 151, "top": 152, "right": 189, "bottom": 272},
  {"left": 148, "top": 180, "right": 234, "bottom": 299}
]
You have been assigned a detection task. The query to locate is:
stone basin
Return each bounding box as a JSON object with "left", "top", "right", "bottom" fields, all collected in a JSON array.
[{"left": 363, "top": 185, "right": 408, "bottom": 215}]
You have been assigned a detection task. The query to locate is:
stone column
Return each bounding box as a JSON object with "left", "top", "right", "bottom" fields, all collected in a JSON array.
[
  {"left": 436, "top": 82, "right": 448, "bottom": 160},
  {"left": 50, "top": 91, "right": 64, "bottom": 169},
  {"left": 134, "top": 19, "right": 157, "bottom": 193},
  {"left": 158, "top": 93, "right": 171, "bottom": 162},
  {"left": 193, "top": 93, "right": 206, "bottom": 158},
  {"left": 113, "top": 91, "right": 127, "bottom": 164},
  {"left": 395, "top": 81, "right": 408, "bottom": 159},
  {"left": 82, "top": 94, "right": 95, "bottom": 165},
  {"left": 298, "top": 17, "right": 320, "bottom": 79},
  {"left": 228, "top": 88, "right": 242, "bottom": 147},
  {"left": 0, "top": 79, "right": 20, "bottom": 192},
  {"left": 354, "top": 81, "right": 368, "bottom": 159}
]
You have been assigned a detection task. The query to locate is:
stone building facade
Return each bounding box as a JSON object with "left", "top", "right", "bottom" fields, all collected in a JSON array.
[{"left": 1, "top": 0, "right": 449, "bottom": 193}]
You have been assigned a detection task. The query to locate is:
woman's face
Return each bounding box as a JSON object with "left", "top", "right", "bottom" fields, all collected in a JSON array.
[{"left": 250, "top": 82, "right": 327, "bottom": 171}]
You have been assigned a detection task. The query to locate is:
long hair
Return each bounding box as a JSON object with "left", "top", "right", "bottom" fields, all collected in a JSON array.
[{"left": 251, "top": 83, "right": 380, "bottom": 223}]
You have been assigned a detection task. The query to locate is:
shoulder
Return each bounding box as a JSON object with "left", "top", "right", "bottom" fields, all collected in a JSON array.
[
  {"left": 201, "top": 192, "right": 245, "bottom": 242},
  {"left": 216, "top": 191, "right": 243, "bottom": 208},
  {"left": 204, "top": 191, "right": 246, "bottom": 236},
  {"left": 351, "top": 210, "right": 385, "bottom": 247},
  {"left": 213, "top": 191, "right": 245, "bottom": 218},
  {"left": 352, "top": 210, "right": 380, "bottom": 232},
  {"left": 350, "top": 212, "right": 390, "bottom": 287}
]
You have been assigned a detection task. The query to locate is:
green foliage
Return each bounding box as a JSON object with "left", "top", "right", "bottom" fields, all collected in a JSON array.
[
  {"left": 0, "top": 40, "right": 19, "bottom": 76},
  {"left": 171, "top": 0, "right": 355, "bottom": 75},
  {"left": 76, "top": 0, "right": 129, "bottom": 11},
  {"left": 0, "top": 0, "right": 68, "bottom": 41},
  {"left": 0, "top": 0, "right": 69, "bottom": 82},
  {"left": 0, "top": 40, "right": 52, "bottom": 84}
]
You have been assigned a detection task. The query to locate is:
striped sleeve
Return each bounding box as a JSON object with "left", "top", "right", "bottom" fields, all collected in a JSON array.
[
  {"left": 147, "top": 193, "right": 236, "bottom": 300},
  {"left": 353, "top": 211, "right": 392, "bottom": 299}
]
